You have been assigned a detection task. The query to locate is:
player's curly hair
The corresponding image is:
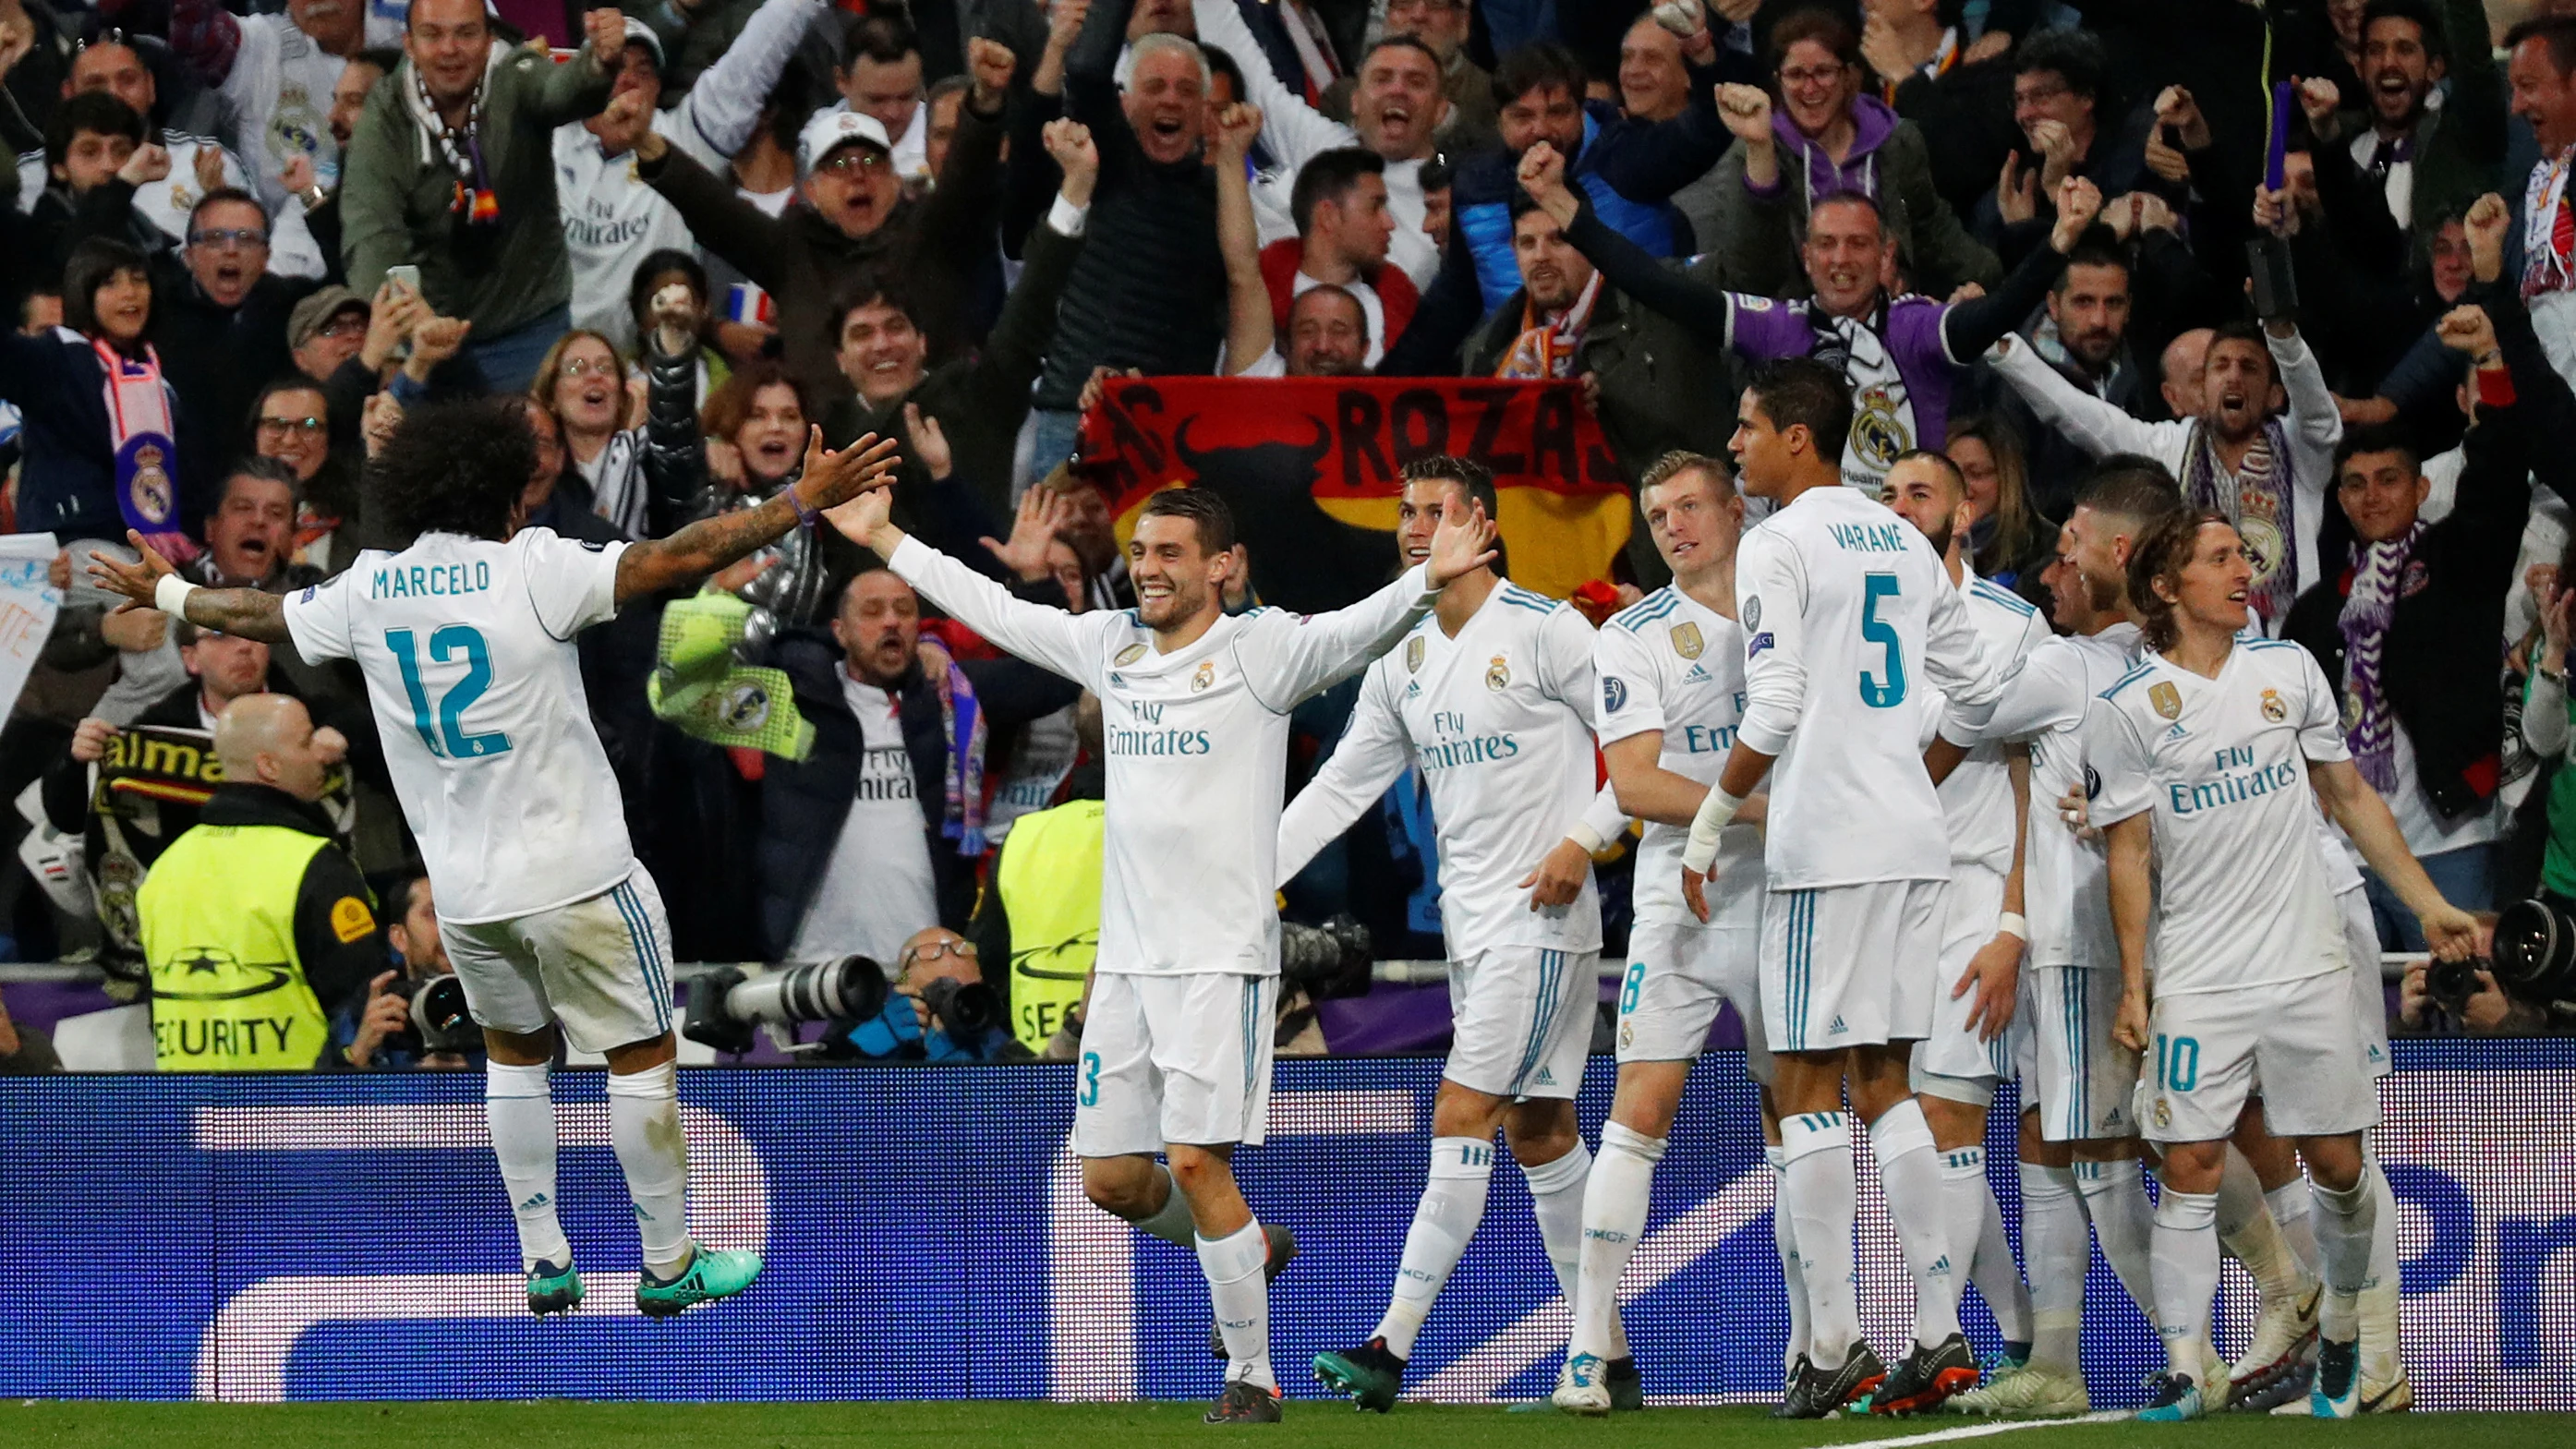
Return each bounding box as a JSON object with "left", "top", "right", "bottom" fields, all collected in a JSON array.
[
  {"left": 2126, "top": 507, "right": 2231, "bottom": 654},
  {"left": 369, "top": 395, "right": 538, "bottom": 546}
]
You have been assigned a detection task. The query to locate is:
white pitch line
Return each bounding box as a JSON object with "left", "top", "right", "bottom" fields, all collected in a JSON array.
[{"left": 1804, "top": 1410, "right": 2130, "bottom": 1448}]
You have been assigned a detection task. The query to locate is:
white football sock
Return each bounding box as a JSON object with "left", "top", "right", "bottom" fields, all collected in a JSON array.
[
  {"left": 2268, "top": 1177, "right": 2325, "bottom": 1283},
  {"left": 485, "top": 1059, "right": 570, "bottom": 1272},
  {"left": 2074, "top": 1157, "right": 2158, "bottom": 1316},
  {"left": 1526, "top": 1140, "right": 1626, "bottom": 1357},
  {"left": 2019, "top": 1161, "right": 2086, "bottom": 1374},
  {"left": 1942, "top": 1145, "right": 2031, "bottom": 1346},
  {"left": 1373, "top": 1136, "right": 1493, "bottom": 1358},
  {"left": 1572, "top": 1123, "right": 1662, "bottom": 1361},
  {"left": 2215, "top": 1147, "right": 2306, "bottom": 1300},
  {"left": 2150, "top": 1188, "right": 2221, "bottom": 1386},
  {"left": 1769, "top": 1144, "right": 1810, "bottom": 1370},
  {"left": 1870, "top": 1100, "right": 1961, "bottom": 1348},
  {"left": 605, "top": 1061, "right": 691, "bottom": 1275},
  {"left": 1198, "top": 1221, "right": 1276, "bottom": 1390},
  {"left": 2310, "top": 1165, "right": 2378, "bottom": 1343},
  {"left": 2361, "top": 1152, "right": 2403, "bottom": 1376},
  {"left": 1130, "top": 1164, "right": 1197, "bottom": 1247},
  {"left": 1780, "top": 1112, "right": 1859, "bottom": 1370}
]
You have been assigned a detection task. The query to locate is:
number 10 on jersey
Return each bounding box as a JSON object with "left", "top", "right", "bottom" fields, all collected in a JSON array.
[{"left": 387, "top": 626, "right": 514, "bottom": 758}]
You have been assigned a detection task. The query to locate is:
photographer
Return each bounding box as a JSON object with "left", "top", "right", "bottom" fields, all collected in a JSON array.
[
  {"left": 2398, "top": 955, "right": 2559, "bottom": 1034},
  {"left": 335, "top": 875, "right": 478, "bottom": 1069},
  {"left": 839, "top": 926, "right": 1022, "bottom": 1062}
]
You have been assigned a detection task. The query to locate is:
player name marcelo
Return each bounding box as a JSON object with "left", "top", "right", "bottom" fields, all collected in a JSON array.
[
  {"left": 1827, "top": 521, "right": 1910, "bottom": 552},
  {"left": 2168, "top": 747, "right": 2300, "bottom": 815},
  {"left": 369, "top": 560, "right": 494, "bottom": 599}
]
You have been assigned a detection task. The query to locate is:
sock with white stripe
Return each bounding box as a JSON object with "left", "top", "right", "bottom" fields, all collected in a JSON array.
[
  {"left": 2310, "top": 1165, "right": 2378, "bottom": 1343},
  {"left": 1768, "top": 1143, "right": 1810, "bottom": 1371},
  {"left": 2074, "top": 1157, "right": 2157, "bottom": 1317},
  {"left": 2019, "top": 1161, "right": 2087, "bottom": 1374},
  {"left": 606, "top": 1061, "right": 692, "bottom": 1276},
  {"left": 1780, "top": 1112, "right": 1860, "bottom": 1370},
  {"left": 1373, "top": 1136, "right": 1493, "bottom": 1358},
  {"left": 1941, "top": 1145, "right": 2032, "bottom": 1347},
  {"left": 1572, "top": 1124, "right": 1661, "bottom": 1362},
  {"left": 1527, "top": 1138, "right": 1626, "bottom": 1358},
  {"left": 1199, "top": 1220, "right": 1276, "bottom": 1390},
  {"left": 1871, "top": 1099, "right": 1962, "bottom": 1349},
  {"left": 2150, "top": 1189, "right": 2222, "bottom": 1388},
  {"left": 485, "top": 1059, "right": 570, "bottom": 1272}
]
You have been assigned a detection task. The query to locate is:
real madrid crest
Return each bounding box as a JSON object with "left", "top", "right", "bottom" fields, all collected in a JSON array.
[
  {"left": 1191, "top": 659, "right": 1215, "bottom": 693},
  {"left": 1670, "top": 622, "right": 1703, "bottom": 659},
  {"left": 2148, "top": 681, "right": 2182, "bottom": 720},
  {"left": 2259, "top": 687, "right": 2287, "bottom": 723},
  {"left": 1405, "top": 636, "right": 1425, "bottom": 672},
  {"left": 2152, "top": 1097, "right": 2172, "bottom": 1129},
  {"left": 720, "top": 682, "right": 772, "bottom": 731},
  {"left": 1114, "top": 643, "right": 1148, "bottom": 666},
  {"left": 1485, "top": 654, "right": 1510, "bottom": 691}
]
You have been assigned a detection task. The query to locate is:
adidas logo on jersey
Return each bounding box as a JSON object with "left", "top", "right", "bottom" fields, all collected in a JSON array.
[
  {"left": 1534, "top": 1068, "right": 1556, "bottom": 1086},
  {"left": 1683, "top": 664, "right": 1711, "bottom": 683},
  {"left": 1827, "top": 1015, "right": 1848, "bottom": 1035}
]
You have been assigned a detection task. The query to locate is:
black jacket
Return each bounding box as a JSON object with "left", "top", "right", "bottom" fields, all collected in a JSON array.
[{"left": 755, "top": 629, "right": 1080, "bottom": 959}]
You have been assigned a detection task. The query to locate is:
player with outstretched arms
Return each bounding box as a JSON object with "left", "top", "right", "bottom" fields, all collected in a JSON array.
[
  {"left": 1271, "top": 457, "right": 1632, "bottom": 1414},
  {"left": 1551, "top": 451, "right": 1782, "bottom": 1415},
  {"left": 89, "top": 396, "right": 901, "bottom": 1320},
  {"left": 827, "top": 479, "right": 1496, "bottom": 1424},
  {"left": 2087, "top": 511, "right": 2476, "bottom": 1420},
  {"left": 1881, "top": 450, "right": 2052, "bottom": 1403},
  {"left": 1675, "top": 358, "right": 2017, "bottom": 1418}
]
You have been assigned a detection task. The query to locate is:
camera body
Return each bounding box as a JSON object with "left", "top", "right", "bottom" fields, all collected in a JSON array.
[
  {"left": 919, "top": 976, "right": 1000, "bottom": 1039},
  {"left": 1279, "top": 913, "right": 1373, "bottom": 999},
  {"left": 381, "top": 972, "right": 475, "bottom": 1057},
  {"left": 683, "top": 958, "right": 891, "bottom": 1056}
]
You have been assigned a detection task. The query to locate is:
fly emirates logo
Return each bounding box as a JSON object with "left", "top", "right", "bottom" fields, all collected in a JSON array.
[
  {"left": 2169, "top": 743, "right": 2299, "bottom": 815},
  {"left": 1107, "top": 698, "right": 1211, "bottom": 756}
]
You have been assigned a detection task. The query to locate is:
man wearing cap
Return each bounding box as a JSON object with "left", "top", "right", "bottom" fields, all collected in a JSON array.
[
  {"left": 287, "top": 285, "right": 373, "bottom": 384},
  {"left": 629, "top": 37, "right": 1017, "bottom": 404},
  {"left": 555, "top": 0, "right": 829, "bottom": 350}
]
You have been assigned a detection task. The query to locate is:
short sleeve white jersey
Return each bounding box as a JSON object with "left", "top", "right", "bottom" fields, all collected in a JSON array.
[
  {"left": 2086, "top": 638, "right": 2352, "bottom": 996},
  {"left": 1923, "top": 570, "right": 2053, "bottom": 874},
  {"left": 1279, "top": 584, "right": 1605, "bottom": 959},
  {"left": 282, "top": 529, "right": 633, "bottom": 924},
  {"left": 1965, "top": 622, "right": 2142, "bottom": 969},
  {"left": 1594, "top": 586, "right": 1763, "bottom": 930},
  {"left": 889, "top": 536, "right": 1436, "bottom": 977},
  {"left": 1735, "top": 487, "right": 2013, "bottom": 888}
]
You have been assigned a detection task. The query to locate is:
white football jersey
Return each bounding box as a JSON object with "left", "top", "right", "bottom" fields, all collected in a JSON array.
[
  {"left": 1924, "top": 569, "right": 2052, "bottom": 874},
  {"left": 890, "top": 536, "right": 1436, "bottom": 977},
  {"left": 1735, "top": 486, "right": 2014, "bottom": 888},
  {"left": 283, "top": 528, "right": 634, "bottom": 924},
  {"left": 1276, "top": 582, "right": 1606, "bottom": 960},
  {"left": 1594, "top": 585, "right": 1763, "bottom": 931},
  {"left": 2086, "top": 638, "right": 2352, "bottom": 996}
]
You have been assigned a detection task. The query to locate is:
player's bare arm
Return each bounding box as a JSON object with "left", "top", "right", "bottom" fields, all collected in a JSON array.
[
  {"left": 616, "top": 428, "right": 901, "bottom": 602},
  {"left": 87, "top": 533, "right": 294, "bottom": 644},
  {"left": 2104, "top": 812, "right": 2153, "bottom": 1053},
  {"left": 2306, "top": 757, "right": 2479, "bottom": 961}
]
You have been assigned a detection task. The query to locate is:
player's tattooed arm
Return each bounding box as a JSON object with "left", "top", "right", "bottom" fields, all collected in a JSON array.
[
  {"left": 84, "top": 533, "right": 295, "bottom": 644},
  {"left": 615, "top": 427, "right": 901, "bottom": 602}
]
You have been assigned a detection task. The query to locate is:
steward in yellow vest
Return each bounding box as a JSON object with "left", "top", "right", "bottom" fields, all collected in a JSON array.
[
  {"left": 982, "top": 796, "right": 1104, "bottom": 1053},
  {"left": 137, "top": 695, "right": 382, "bottom": 1070}
]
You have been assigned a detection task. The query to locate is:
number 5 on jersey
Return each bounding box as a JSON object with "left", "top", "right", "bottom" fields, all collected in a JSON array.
[
  {"left": 1858, "top": 573, "right": 1907, "bottom": 709},
  {"left": 387, "top": 625, "right": 514, "bottom": 758}
]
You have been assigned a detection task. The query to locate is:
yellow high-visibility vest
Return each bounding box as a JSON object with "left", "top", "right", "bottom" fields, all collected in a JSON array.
[
  {"left": 138, "top": 823, "right": 336, "bottom": 1070},
  {"left": 997, "top": 799, "right": 1103, "bottom": 1052}
]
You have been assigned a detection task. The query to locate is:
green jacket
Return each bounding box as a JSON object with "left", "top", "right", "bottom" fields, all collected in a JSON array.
[{"left": 339, "top": 45, "right": 613, "bottom": 335}]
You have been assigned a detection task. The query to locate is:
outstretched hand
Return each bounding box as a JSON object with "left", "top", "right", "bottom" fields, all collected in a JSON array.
[
  {"left": 1515, "top": 141, "right": 1579, "bottom": 225},
  {"left": 1422, "top": 497, "right": 1498, "bottom": 588},
  {"left": 791, "top": 427, "right": 903, "bottom": 513},
  {"left": 86, "top": 531, "right": 178, "bottom": 610}
]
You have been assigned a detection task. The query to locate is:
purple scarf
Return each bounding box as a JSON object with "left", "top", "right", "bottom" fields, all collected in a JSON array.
[
  {"left": 2338, "top": 520, "right": 2425, "bottom": 791},
  {"left": 938, "top": 659, "right": 988, "bottom": 855},
  {"left": 2183, "top": 417, "right": 2297, "bottom": 628}
]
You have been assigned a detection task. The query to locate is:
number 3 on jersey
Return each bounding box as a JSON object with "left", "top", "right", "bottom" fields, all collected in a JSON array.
[
  {"left": 387, "top": 626, "right": 514, "bottom": 758},
  {"left": 1858, "top": 573, "right": 1907, "bottom": 709}
]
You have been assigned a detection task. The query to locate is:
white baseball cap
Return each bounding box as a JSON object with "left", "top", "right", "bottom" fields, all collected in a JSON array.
[{"left": 796, "top": 109, "right": 893, "bottom": 180}]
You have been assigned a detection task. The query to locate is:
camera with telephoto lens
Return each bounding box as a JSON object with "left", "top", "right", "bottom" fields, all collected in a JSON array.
[
  {"left": 2470, "top": 899, "right": 2576, "bottom": 1018},
  {"left": 683, "top": 957, "right": 890, "bottom": 1055},
  {"left": 381, "top": 972, "right": 475, "bottom": 1056},
  {"left": 919, "top": 976, "right": 1000, "bottom": 1037},
  {"left": 1279, "top": 913, "right": 1373, "bottom": 999}
]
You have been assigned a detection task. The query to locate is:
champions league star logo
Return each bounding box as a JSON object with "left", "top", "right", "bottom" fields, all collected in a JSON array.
[{"left": 1670, "top": 622, "right": 1703, "bottom": 659}]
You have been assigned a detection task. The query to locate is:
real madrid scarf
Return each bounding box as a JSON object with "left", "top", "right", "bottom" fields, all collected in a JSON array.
[
  {"left": 405, "top": 53, "right": 501, "bottom": 223},
  {"left": 935, "top": 654, "right": 988, "bottom": 857},
  {"left": 2525, "top": 150, "right": 2576, "bottom": 301},
  {"left": 2182, "top": 417, "right": 2295, "bottom": 627},
  {"left": 91, "top": 338, "right": 196, "bottom": 561},
  {"left": 2338, "top": 519, "right": 2425, "bottom": 792},
  {"left": 1493, "top": 271, "right": 1602, "bottom": 380}
]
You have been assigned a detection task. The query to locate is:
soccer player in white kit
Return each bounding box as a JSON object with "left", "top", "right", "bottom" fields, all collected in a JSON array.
[
  {"left": 2087, "top": 512, "right": 2477, "bottom": 1420},
  {"left": 1551, "top": 452, "right": 1780, "bottom": 1415},
  {"left": 827, "top": 479, "right": 1496, "bottom": 1423},
  {"left": 1675, "top": 359, "right": 2018, "bottom": 1418},
  {"left": 91, "top": 395, "right": 901, "bottom": 1317},
  {"left": 1942, "top": 461, "right": 2180, "bottom": 1416},
  {"left": 1270, "top": 458, "right": 1631, "bottom": 1413},
  {"left": 1881, "top": 451, "right": 2050, "bottom": 1405}
]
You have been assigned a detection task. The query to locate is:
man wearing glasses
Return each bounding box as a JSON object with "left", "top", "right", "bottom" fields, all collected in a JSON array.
[{"left": 833, "top": 928, "right": 1022, "bottom": 1062}]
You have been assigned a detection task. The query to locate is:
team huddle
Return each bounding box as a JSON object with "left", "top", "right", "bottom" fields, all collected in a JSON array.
[{"left": 87, "top": 349, "right": 2467, "bottom": 1420}]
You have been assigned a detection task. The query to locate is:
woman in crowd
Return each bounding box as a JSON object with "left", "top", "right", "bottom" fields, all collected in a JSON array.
[
  {"left": 1946, "top": 410, "right": 2053, "bottom": 590},
  {"left": 529, "top": 329, "right": 647, "bottom": 539},
  {"left": 246, "top": 378, "right": 362, "bottom": 576}
]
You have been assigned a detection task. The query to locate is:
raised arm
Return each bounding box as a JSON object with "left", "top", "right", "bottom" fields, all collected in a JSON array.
[
  {"left": 1248, "top": 501, "right": 1496, "bottom": 707},
  {"left": 664, "top": 0, "right": 829, "bottom": 164},
  {"left": 1276, "top": 664, "right": 1412, "bottom": 884},
  {"left": 85, "top": 536, "right": 293, "bottom": 643},
  {"left": 1940, "top": 177, "right": 2096, "bottom": 359},
  {"left": 1521, "top": 142, "right": 1735, "bottom": 344},
  {"left": 529, "top": 11, "right": 622, "bottom": 129},
  {"left": 1987, "top": 330, "right": 2171, "bottom": 460},
  {"left": 1211, "top": 103, "right": 1276, "bottom": 373},
  {"left": 614, "top": 428, "right": 900, "bottom": 601},
  {"left": 826, "top": 485, "right": 1108, "bottom": 683},
  {"left": 1191, "top": 0, "right": 1354, "bottom": 168},
  {"left": 632, "top": 125, "right": 792, "bottom": 290}
]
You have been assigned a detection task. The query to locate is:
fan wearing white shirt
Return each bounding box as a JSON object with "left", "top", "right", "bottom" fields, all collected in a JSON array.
[
  {"left": 826, "top": 477, "right": 1497, "bottom": 1425},
  {"left": 89, "top": 395, "right": 901, "bottom": 1324},
  {"left": 1275, "top": 458, "right": 1628, "bottom": 1414},
  {"left": 2087, "top": 511, "right": 2477, "bottom": 1421}
]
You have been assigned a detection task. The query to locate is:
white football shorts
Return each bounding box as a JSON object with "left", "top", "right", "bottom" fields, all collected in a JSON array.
[
  {"left": 440, "top": 864, "right": 674, "bottom": 1054},
  {"left": 2138, "top": 970, "right": 2379, "bottom": 1144},
  {"left": 1075, "top": 970, "right": 1277, "bottom": 1156},
  {"left": 1617, "top": 915, "right": 1771, "bottom": 1083},
  {"left": 2022, "top": 963, "right": 2142, "bottom": 1141},
  {"left": 1912, "top": 864, "right": 2020, "bottom": 1103},
  {"left": 1760, "top": 879, "right": 1943, "bottom": 1053},
  {"left": 1444, "top": 945, "right": 1595, "bottom": 1100}
]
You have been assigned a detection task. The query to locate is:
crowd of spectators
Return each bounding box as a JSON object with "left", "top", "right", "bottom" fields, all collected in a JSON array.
[{"left": 2, "top": 0, "right": 2573, "bottom": 1070}]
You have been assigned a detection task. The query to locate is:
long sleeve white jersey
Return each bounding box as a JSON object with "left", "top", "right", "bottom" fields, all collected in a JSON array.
[
  {"left": 2086, "top": 637, "right": 2352, "bottom": 996},
  {"left": 890, "top": 535, "right": 1436, "bottom": 977},
  {"left": 281, "top": 528, "right": 635, "bottom": 924},
  {"left": 1923, "top": 568, "right": 2053, "bottom": 874},
  {"left": 1735, "top": 486, "right": 2015, "bottom": 888},
  {"left": 1276, "top": 582, "right": 1615, "bottom": 960},
  {"left": 1593, "top": 585, "right": 1765, "bottom": 932}
]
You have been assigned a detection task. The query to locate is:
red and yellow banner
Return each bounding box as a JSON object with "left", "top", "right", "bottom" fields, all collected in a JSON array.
[{"left": 1082, "top": 377, "right": 1633, "bottom": 610}]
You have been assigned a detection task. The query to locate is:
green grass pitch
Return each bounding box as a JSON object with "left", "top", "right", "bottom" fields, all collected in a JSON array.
[{"left": 6, "top": 1402, "right": 2570, "bottom": 1449}]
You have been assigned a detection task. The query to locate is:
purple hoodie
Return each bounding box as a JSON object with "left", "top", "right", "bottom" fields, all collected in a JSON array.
[{"left": 1747, "top": 93, "right": 1902, "bottom": 210}]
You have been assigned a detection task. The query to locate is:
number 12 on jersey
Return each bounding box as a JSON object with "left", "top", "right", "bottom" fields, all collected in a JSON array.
[
  {"left": 387, "top": 625, "right": 514, "bottom": 758},
  {"left": 1858, "top": 573, "right": 1907, "bottom": 709}
]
